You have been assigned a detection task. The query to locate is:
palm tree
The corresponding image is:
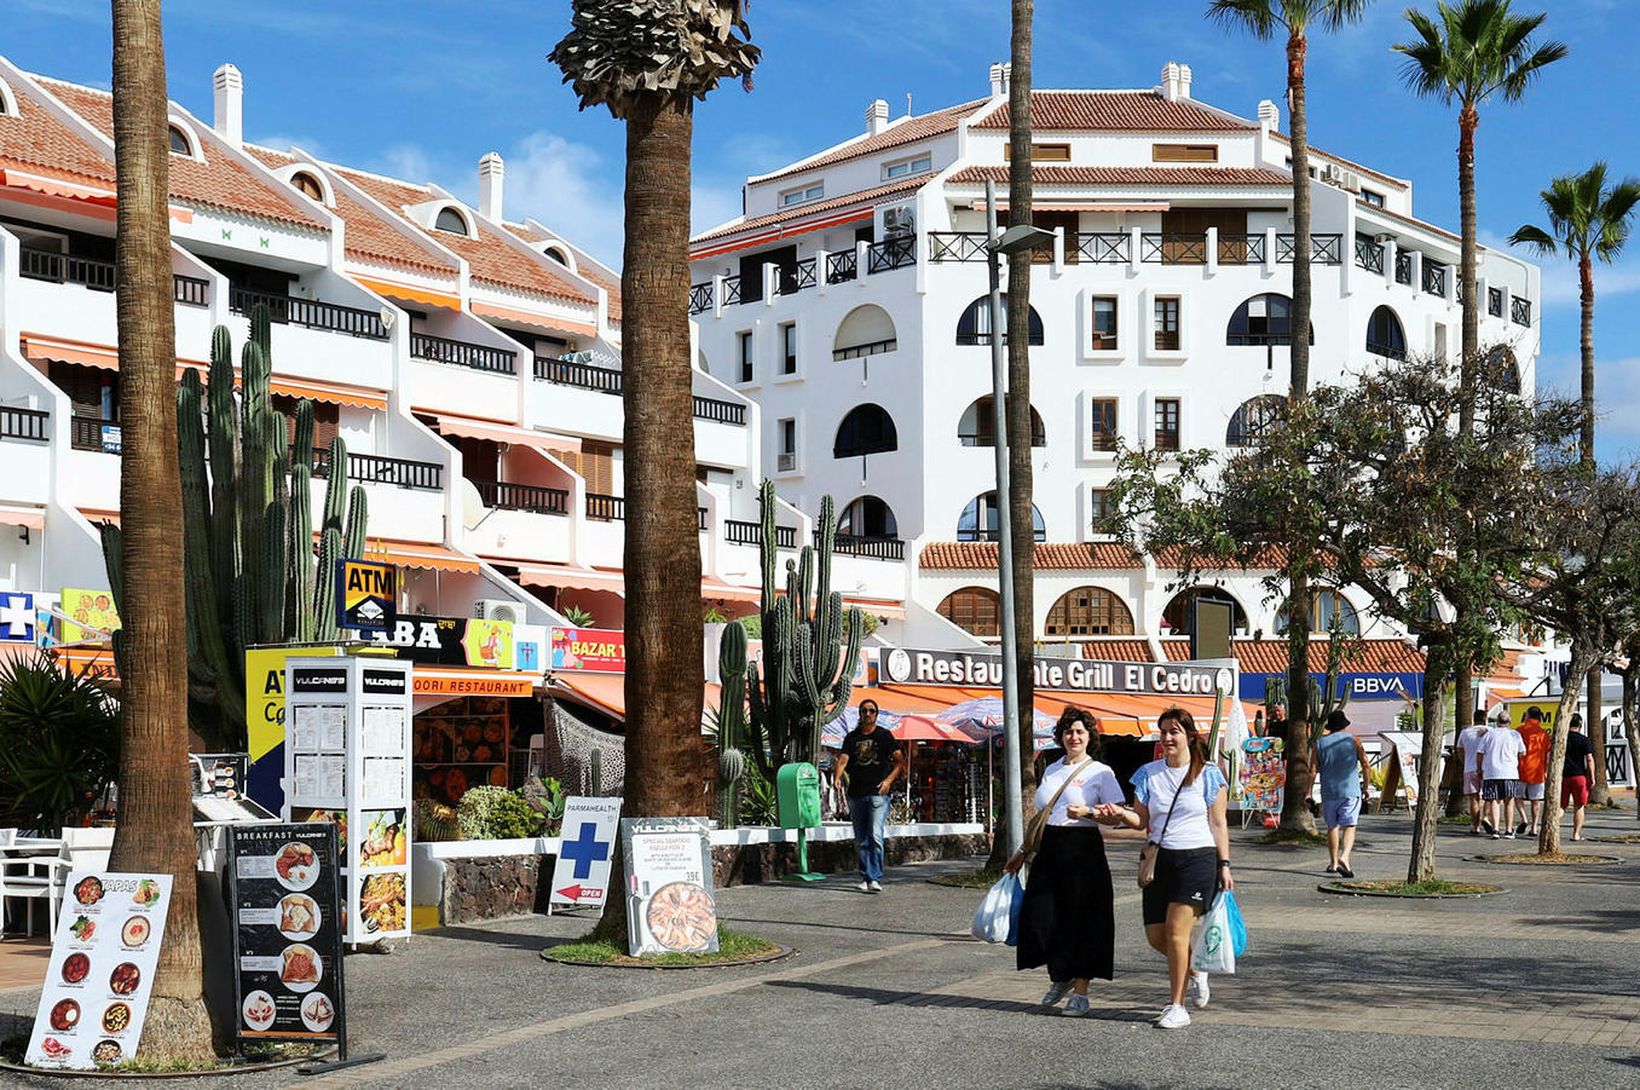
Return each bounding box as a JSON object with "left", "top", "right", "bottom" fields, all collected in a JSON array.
[
  {"left": 550, "top": 3, "right": 758, "bottom": 943},
  {"left": 1510, "top": 162, "right": 1640, "bottom": 807},
  {"left": 108, "top": 0, "right": 214, "bottom": 1059},
  {"left": 1209, "top": 0, "right": 1373, "bottom": 832}
]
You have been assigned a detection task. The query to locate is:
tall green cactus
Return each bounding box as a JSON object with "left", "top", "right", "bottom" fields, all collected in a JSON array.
[
  {"left": 739, "top": 479, "right": 864, "bottom": 779},
  {"left": 715, "top": 620, "right": 749, "bottom": 828}
]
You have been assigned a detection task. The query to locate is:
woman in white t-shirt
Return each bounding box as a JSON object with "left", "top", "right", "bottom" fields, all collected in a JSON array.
[
  {"left": 1129, "top": 706, "right": 1234, "bottom": 1030},
  {"left": 1003, "top": 707, "right": 1128, "bottom": 1018}
]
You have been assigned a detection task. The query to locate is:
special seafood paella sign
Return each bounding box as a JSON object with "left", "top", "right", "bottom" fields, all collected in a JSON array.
[
  {"left": 25, "top": 872, "right": 172, "bottom": 1070},
  {"left": 228, "top": 823, "right": 344, "bottom": 1044},
  {"left": 621, "top": 817, "right": 719, "bottom": 957}
]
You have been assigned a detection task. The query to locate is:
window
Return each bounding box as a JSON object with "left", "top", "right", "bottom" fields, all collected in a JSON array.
[
  {"left": 833, "top": 404, "right": 898, "bottom": 458},
  {"left": 777, "top": 418, "right": 797, "bottom": 473},
  {"left": 1044, "top": 587, "right": 1135, "bottom": 636},
  {"left": 882, "top": 154, "right": 932, "bottom": 180},
  {"left": 1226, "top": 394, "right": 1286, "bottom": 447},
  {"left": 1154, "top": 398, "right": 1180, "bottom": 451},
  {"left": 1003, "top": 143, "right": 1071, "bottom": 162},
  {"left": 1091, "top": 296, "right": 1118, "bottom": 350},
  {"left": 838, "top": 496, "right": 898, "bottom": 538},
  {"left": 1153, "top": 143, "right": 1219, "bottom": 163},
  {"left": 1366, "top": 305, "right": 1407, "bottom": 359},
  {"left": 1275, "top": 589, "right": 1360, "bottom": 635},
  {"left": 956, "top": 294, "right": 1044, "bottom": 346},
  {"left": 779, "top": 182, "right": 824, "bottom": 207},
  {"left": 1161, "top": 587, "right": 1249, "bottom": 636},
  {"left": 834, "top": 304, "right": 897, "bottom": 360},
  {"left": 1227, "top": 293, "right": 1312, "bottom": 347},
  {"left": 1154, "top": 296, "right": 1180, "bottom": 351},
  {"left": 542, "top": 246, "right": 570, "bottom": 266},
  {"left": 959, "top": 491, "right": 1045, "bottom": 542},
  {"left": 737, "top": 331, "right": 754, "bottom": 384},
  {"left": 1089, "top": 398, "right": 1119, "bottom": 452},
  {"left": 938, "top": 587, "right": 1001, "bottom": 638},
  {"left": 290, "top": 172, "right": 324, "bottom": 201},
  {"left": 957, "top": 396, "right": 1045, "bottom": 447},
  {"left": 168, "top": 124, "right": 192, "bottom": 156},
  {"left": 1089, "top": 488, "right": 1115, "bottom": 528},
  {"left": 1485, "top": 346, "right": 1521, "bottom": 394},
  {"left": 780, "top": 322, "right": 798, "bottom": 375},
  {"left": 434, "top": 207, "right": 468, "bottom": 235},
  {"left": 1361, "top": 188, "right": 1386, "bottom": 208}
]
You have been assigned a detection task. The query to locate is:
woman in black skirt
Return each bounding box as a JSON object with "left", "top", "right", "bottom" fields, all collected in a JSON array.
[{"left": 1004, "top": 707, "right": 1128, "bottom": 1017}]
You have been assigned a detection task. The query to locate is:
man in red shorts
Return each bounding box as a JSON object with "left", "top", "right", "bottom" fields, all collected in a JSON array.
[{"left": 1560, "top": 714, "right": 1595, "bottom": 842}]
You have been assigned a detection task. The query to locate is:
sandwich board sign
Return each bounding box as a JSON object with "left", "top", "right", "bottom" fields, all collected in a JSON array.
[
  {"left": 621, "top": 816, "right": 719, "bottom": 957},
  {"left": 548, "top": 796, "right": 622, "bottom": 909}
]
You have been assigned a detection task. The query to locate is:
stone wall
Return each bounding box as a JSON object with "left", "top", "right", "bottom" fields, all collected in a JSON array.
[{"left": 440, "top": 854, "right": 546, "bottom": 926}]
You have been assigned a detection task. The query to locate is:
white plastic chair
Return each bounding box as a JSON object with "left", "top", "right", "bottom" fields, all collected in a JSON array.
[{"left": 4, "top": 828, "right": 114, "bottom": 934}]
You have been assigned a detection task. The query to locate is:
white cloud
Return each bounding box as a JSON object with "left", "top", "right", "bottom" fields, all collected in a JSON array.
[
  {"left": 1535, "top": 351, "right": 1640, "bottom": 462},
  {"left": 497, "top": 132, "right": 625, "bottom": 268}
]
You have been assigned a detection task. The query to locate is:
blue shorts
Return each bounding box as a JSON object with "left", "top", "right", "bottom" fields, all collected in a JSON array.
[{"left": 1323, "top": 797, "right": 1361, "bottom": 829}]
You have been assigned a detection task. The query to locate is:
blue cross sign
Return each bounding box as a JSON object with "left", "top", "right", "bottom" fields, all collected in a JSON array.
[{"left": 561, "top": 820, "right": 610, "bottom": 879}]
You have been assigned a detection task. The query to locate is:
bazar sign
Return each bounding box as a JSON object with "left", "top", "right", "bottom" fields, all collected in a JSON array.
[
  {"left": 880, "top": 646, "right": 1231, "bottom": 696},
  {"left": 363, "top": 615, "right": 514, "bottom": 669},
  {"left": 550, "top": 626, "right": 625, "bottom": 673}
]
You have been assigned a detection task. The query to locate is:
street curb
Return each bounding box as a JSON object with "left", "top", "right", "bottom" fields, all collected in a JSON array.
[
  {"left": 539, "top": 943, "right": 797, "bottom": 970},
  {"left": 1468, "top": 854, "right": 1622, "bottom": 866},
  {"left": 1316, "top": 883, "right": 1507, "bottom": 899},
  {"left": 0, "top": 1048, "right": 336, "bottom": 1079}
]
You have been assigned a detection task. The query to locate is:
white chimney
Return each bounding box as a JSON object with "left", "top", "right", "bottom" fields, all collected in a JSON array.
[
  {"left": 479, "top": 152, "right": 504, "bottom": 222},
  {"left": 866, "top": 99, "right": 889, "bottom": 137},
  {"left": 1160, "top": 61, "right": 1192, "bottom": 102},
  {"left": 212, "top": 63, "right": 243, "bottom": 147},
  {"left": 1258, "top": 99, "right": 1280, "bottom": 131},
  {"left": 988, "top": 62, "right": 1009, "bottom": 98}
]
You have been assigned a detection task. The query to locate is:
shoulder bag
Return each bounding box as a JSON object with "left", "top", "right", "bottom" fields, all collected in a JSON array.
[
  {"left": 1020, "top": 758, "right": 1095, "bottom": 862},
  {"left": 1137, "top": 769, "right": 1187, "bottom": 889}
]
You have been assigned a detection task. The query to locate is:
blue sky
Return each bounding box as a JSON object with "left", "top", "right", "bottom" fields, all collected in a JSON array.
[{"left": 10, "top": 0, "right": 1639, "bottom": 459}]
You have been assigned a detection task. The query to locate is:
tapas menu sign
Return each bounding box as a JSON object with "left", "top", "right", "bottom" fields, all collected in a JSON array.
[
  {"left": 228, "top": 823, "right": 343, "bottom": 1043},
  {"left": 621, "top": 817, "right": 719, "bottom": 958},
  {"left": 25, "top": 872, "right": 173, "bottom": 1070}
]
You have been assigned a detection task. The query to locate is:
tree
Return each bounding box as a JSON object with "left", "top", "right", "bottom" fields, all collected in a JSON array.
[
  {"left": 1510, "top": 162, "right": 1640, "bottom": 805},
  {"left": 550, "top": 1, "right": 758, "bottom": 943},
  {"left": 108, "top": 0, "right": 214, "bottom": 1058},
  {"left": 1209, "top": 0, "right": 1373, "bottom": 832}
]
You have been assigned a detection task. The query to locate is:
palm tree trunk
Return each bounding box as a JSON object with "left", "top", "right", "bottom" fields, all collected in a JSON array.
[
  {"left": 1286, "top": 31, "right": 1311, "bottom": 400},
  {"left": 109, "top": 0, "right": 214, "bottom": 1059},
  {"left": 1457, "top": 105, "right": 1479, "bottom": 431},
  {"left": 1406, "top": 659, "right": 1448, "bottom": 882},
  {"left": 594, "top": 96, "right": 705, "bottom": 942},
  {"left": 1540, "top": 645, "right": 1595, "bottom": 856},
  {"left": 1579, "top": 254, "right": 1595, "bottom": 464}
]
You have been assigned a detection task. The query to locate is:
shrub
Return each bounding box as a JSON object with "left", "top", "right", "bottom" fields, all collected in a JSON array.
[
  {"left": 0, "top": 655, "right": 120, "bottom": 833},
  {"left": 457, "top": 786, "right": 544, "bottom": 840}
]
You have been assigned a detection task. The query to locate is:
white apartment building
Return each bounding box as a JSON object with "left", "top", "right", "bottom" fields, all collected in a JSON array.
[
  {"left": 0, "top": 57, "right": 910, "bottom": 647},
  {"left": 688, "top": 61, "right": 1544, "bottom": 673}
]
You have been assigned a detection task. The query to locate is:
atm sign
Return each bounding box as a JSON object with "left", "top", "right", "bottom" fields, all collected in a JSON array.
[{"left": 337, "top": 558, "right": 397, "bottom": 632}]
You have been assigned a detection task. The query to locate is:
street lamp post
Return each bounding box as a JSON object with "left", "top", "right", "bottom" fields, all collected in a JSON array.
[{"left": 982, "top": 178, "right": 1057, "bottom": 854}]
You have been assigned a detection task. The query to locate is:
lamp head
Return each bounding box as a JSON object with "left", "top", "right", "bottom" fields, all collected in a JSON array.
[{"left": 990, "top": 224, "right": 1057, "bottom": 256}]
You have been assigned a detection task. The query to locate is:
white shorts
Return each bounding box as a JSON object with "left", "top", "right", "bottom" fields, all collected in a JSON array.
[
  {"left": 1523, "top": 782, "right": 1546, "bottom": 801},
  {"left": 1463, "top": 770, "right": 1483, "bottom": 795}
]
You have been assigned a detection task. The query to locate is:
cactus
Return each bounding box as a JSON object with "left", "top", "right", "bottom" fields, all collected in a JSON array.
[
  {"left": 715, "top": 620, "right": 750, "bottom": 828},
  {"left": 96, "top": 305, "right": 367, "bottom": 751},
  {"left": 739, "top": 479, "right": 864, "bottom": 778}
]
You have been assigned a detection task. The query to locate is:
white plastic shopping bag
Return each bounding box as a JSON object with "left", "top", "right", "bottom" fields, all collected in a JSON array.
[
  {"left": 971, "top": 873, "right": 1020, "bottom": 944},
  {"left": 1191, "top": 892, "right": 1237, "bottom": 974}
]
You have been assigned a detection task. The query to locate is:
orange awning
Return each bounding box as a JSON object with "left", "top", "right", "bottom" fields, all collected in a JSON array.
[
  {"left": 0, "top": 505, "right": 46, "bottom": 530},
  {"left": 434, "top": 414, "right": 581, "bottom": 454},
  {"left": 378, "top": 541, "right": 482, "bottom": 574},
  {"left": 352, "top": 275, "right": 462, "bottom": 311},
  {"left": 844, "top": 596, "right": 906, "bottom": 620},
  {"left": 78, "top": 508, "right": 119, "bottom": 526},
  {"left": 551, "top": 671, "right": 627, "bottom": 718},
  {"left": 472, "top": 301, "right": 597, "bottom": 340},
  {"left": 22, "top": 334, "right": 118, "bottom": 372},
  {"left": 269, "top": 376, "right": 388, "bottom": 412},
  {"left": 0, "top": 169, "right": 191, "bottom": 222},
  {"left": 969, "top": 200, "right": 1170, "bottom": 214},
  {"left": 691, "top": 208, "right": 875, "bottom": 261},
  {"left": 514, "top": 565, "right": 625, "bottom": 594},
  {"left": 702, "top": 580, "right": 762, "bottom": 604}
]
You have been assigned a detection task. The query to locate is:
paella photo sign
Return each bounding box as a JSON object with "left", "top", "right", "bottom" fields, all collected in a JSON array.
[{"left": 620, "top": 817, "right": 718, "bottom": 958}]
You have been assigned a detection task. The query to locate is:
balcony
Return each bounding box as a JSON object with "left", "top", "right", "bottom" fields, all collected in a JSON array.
[
  {"left": 70, "top": 416, "right": 121, "bottom": 454},
  {"left": 1394, "top": 250, "right": 1414, "bottom": 286},
  {"left": 725, "top": 519, "right": 797, "bottom": 549},
  {"left": 1216, "top": 234, "right": 1266, "bottom": 265},
  {"left": 19, "top": 249, "right": 209, "bottom": 307},
  {"left": 307, "top": 446, "right": 440, "bottom": 491},
  {"left": 230, "top": 286, "right": 389, "bottom": 341},
  {"left": 410, "top": 332, "right": 516, "bottom": 374},
  {"left": 1422, "top": 262, "right": 1448, "bottom": 296},
  {"left": 1488, "top": 287, "right": 1505, "bottom": 318},
  {"left": 827, "top": 532, "right": 905, "bottom": 561},
  {"left": 586, "top": 492, "right": 624, "bottom": 521},
  {"left": 1511, "top": 297, "right": 1532, "bottom": 327},
  {"left": 0, "top": 406, "right": 49, "bottom": 443},
  {"left": 926, "top": 231, "right": 1344, "bottom": 266},
  {"left": 534, "top": 357, "right": 746, "bottom": 426},
  {"left": 1354, "top": 234, "right": 1383, "bottom": 274},
  {"left": 473, "top": 479, "right": 567, "bottom": 515},
  {"left": 688, "top": 238, "right": 916, "bottom": 315}
]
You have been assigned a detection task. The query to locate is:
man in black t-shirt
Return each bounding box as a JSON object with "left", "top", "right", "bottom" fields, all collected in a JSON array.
[
  {"left": 1561, "top": 714, "right": 1596, "bottom": 842},
  {"left": 834, "top": 700, "right": 904, "bottom": 893}
]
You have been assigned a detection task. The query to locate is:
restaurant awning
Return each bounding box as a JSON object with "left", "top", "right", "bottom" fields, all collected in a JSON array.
[
  {"left": 377, "top": 541, "right": 483, "bottom": 575},
  {"left": 269, "top": 376, "right": 388, "bottom": 412}
]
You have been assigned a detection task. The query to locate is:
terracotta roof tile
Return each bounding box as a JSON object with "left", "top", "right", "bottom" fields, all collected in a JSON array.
[
  {"left": 38, "top": 79, "right": 326, "bottom": 231},
  {"left": 1080, "top": 639, "right": 1154, "bottom": 663},
  {"left": 973, "top": 91, "right": 1251, "bottom": 133},
  {"left": 754, "top": 99, "right": 987, "bottom": 184},
  {"left": 949, "top": 165, "right": 1291, "bottom": 188},
  {"left": 1269, "top": 132, "right": 1408, "bottom": 190},
  {"left": 0, "top": 79, "right": 116, "bottom": 188},
  {"left": 1160, "top": 638, "right": 1426, "bottom": 675},
  {"left": 920, "top": 542, "right": 1142, "bottom": 569},
  {"left": 692, "top": 175, "right": 929, "bottom": 248},
  {"left": 506, "top": 221, "right": 621, "bottom": 322}
]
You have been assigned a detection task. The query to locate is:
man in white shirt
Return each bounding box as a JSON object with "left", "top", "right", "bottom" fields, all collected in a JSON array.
[
  {"left": 1455, "top": 712, "right": 1490, "bottom": 835},
  {"left": 1476, "top": 713, "right": 1527, "bottom": 840}
]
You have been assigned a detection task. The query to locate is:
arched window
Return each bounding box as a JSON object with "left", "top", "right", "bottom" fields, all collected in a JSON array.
[
  {"left": 833, "top": 404, "right": 898, "bottom": 458},
  {"left": 956, "top": 294, "right": 1044, "bottom": 346},
  {"left": 434, "top": 207, "right": 470, "bottom": 235},
  {"left": 1226, "top": 293, "right": 1311, "bottom": 346},
  {"left": 542, "top": 245, "right": 570, "bottom": 266},
  {"left": 838, "top": 496, "right": 898, "bottom": 538},
  {"left": 833, "top": 304, "right": 897, "bottom": 360},
  {"left": 938, "top": 587, "right": 1001, "bottom": 637},
  {"left": 1226, "top": 394, "right": 1286, "bottom": 448},
  {"left": 1366, "top": 305, "right": 1406, "bottom": 359},
  {"left": 1275, "top": 588, "right": 1361, "bottom": 635},
  {"left": 0, "top": 78, "right": 17, "bottom": 117},
  {"left": 1161, "top": 587, "right": 1249, "bottom": 636},
  {"left": 1485, "top": 345, "right": 1520, "bottom": 393},
  {"left": 290, "top": 171, "right": 324, "bottom": 201},
  {"left": 957, "top": 395, "right": 1045, "bottom": 447},
  {"left": 168, "top": 124, "right": 193, "bottom": 156},
  {"left": 958, "top": 491, "right": 1044, "bottom": 542},
  {"left": 1045, "top": 586, "right": 1135, "bottom": 636}
]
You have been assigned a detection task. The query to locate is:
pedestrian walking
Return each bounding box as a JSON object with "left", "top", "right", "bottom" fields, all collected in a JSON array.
[
  {"left": 1560, "top": 714, "right": 1596, "bottom": 842},
  {"left": 1516, "top": 709, "right": 1551, "bottom": 836},
  {"left": 1455, "top": 711, "right": 1490, "bottom": 835},
  {"left": 1005, "top": 708, "right": 1129, "bottom": 1017},
  {"left": 1315, "top": 710, "right": 1370, "bottom": 877},
  {"left": 834, "top": 699, "right": 904, "bottom": 893},
  {"left": 1130, "top": 707, "right": 1233, "bottom": 1030},
  {"left": 1478, "top": 710, "right": 1529, "bottom": 839}
]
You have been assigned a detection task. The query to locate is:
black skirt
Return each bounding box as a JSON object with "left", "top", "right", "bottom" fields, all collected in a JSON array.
[{"left": 1014, "top": 824, "right": 1115, "bottom": 982}]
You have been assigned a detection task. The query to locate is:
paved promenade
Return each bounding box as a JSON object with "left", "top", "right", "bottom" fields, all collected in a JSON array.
[{"left": 4, "top": 805, "right": 1637, "bottom": 1088}]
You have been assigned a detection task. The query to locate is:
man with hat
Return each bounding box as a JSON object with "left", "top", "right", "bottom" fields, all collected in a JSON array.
[{"left": 1316, "top": 709, "right": 1371, "bottom": 878}]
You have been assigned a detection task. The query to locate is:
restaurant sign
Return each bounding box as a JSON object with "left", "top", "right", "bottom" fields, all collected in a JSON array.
[
  {"left": 880, "top": 646, "right": 1232, "bottom": 697},
  {"left": 363, "top": 615, "right": 514, "bottom": 669}
]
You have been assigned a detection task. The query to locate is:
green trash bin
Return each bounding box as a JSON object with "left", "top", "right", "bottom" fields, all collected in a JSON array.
[{"left": 775, "top": 762, "right": 823, "bottom": 881}]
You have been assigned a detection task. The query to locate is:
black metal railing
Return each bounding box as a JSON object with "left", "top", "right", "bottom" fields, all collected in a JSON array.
[
  {"left": 698, "top": 507, "right": 708, "bottom": 531},
  {"left": 474, "top": 479, "right": 568, "bottom": 514},
  {"left": 688, "top": 282, "right": 714, "bottom": 315},
  {"left": 1488, "top": 287, "right": 1505, "bottom": 318},
  {"left": 1512, "top": 296, "right": 1532, "bottom": 327},
  {"left": 782, "top": 256, "right": 818, "bottom": 294},
  {"left": 1142, "top": 233, "right": 1206, "bottom": 264},
  {"left": 586, "top": 492, "right": 624, "bottom": 521},
  {"left": 1078, "top": 233, "right": 1131, "bottom": 263},
  {"left": 230, "top": 286, "right": 389, "bottom": 340},
  {"left": 866, "top": 236, "right": 916, "bottom": 273},
  {"left": 724, "top": 519, "right": 796, "bottom": 548},
  {"left": 173, "top": 274, "right": 209, "bottom": 307},
  {"left": 411, "top": 332, "right": 516, "bottom": 374},
  {"left": 21, "top": 250, "right": 117, "bottom": 291},
  {"left": 825, "top": 250, "right": 858, "bottom": 283},
  {"left": 1275, "top": 234, "right": 1344, "bottom": 264},
  {"left": 833, "top": 338, "right": 896, "bottom": 360},
  {"left": 534, "top": 357, "right": 623, "bottom": 394},
  {"left": 1395, "top": 250, "right": 1414, "bottom": 286},
  {"left": 1355, "top": 234, "right": 1383, "bottom": 273},
  {"left": 70, "top": 416, "right": 120, "bottom": 453},
  {"left": 1217, "top": 234, "right": 1265, "bottom": 265},
  {"left": 1366, "top": 339, "right": 1407, "bottom": 360},
  {"left": 693, "top": 396, "right": 746, "bottom": 425},
  {"left": 928, "top": 232, "right": 988, "bottom": 263},
  {"left": 1422, "top": 261, "right": 1447, "bottom": 296},
  {"left": 722, "top": 276, "right": 742, "bottom": 306},
  {"left": 0, "top": 406, "right": 49, "bottom": 442},
  {"left": 308, "top": 446, "right": 440, "bottom": 490},
  {"left": 828, "top": 533, "right": 905, "bottom": 560}
]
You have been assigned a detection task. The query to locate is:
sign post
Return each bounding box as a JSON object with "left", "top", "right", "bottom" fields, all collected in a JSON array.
[
  {"left": 621, "top": 817, "right": 718, "bottom": 957},
  {"left": 547, "top": 796, "right": 622, "bottom": 911}
]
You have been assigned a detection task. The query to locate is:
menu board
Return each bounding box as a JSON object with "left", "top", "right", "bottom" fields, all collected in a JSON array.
[
  {"left": 621, "top": 817, "right": 719, "bottom": 958},
  {"left": 25, "top": 872, "right": 173, "bottom": 1070},
  {"left": 1239, "top": 737, "right": 1286, "bottom": 813},
  {"left": 228, "top": 823, "right": 343, "bottom": 1043}
]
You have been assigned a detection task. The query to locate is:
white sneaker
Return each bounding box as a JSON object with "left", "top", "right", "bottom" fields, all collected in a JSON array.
[
  {"left": 1063, "top": 993, "right": 1091, "bottom": 1017},
  {"left": 856, "top": 880, "right": 871, "bottom": 892},
  {"left": 868, "top": 880, "right": 882, "bottom": 893},
  {"left": 1156, "top": 1003, "right": 1192, "bottom": 1029},
  {"left": 1041, "top": 980, "right": 1073, "bottom": 1007},
  {"left": 1187, "top": 970, "right": 1210, "bottom": 1009}
]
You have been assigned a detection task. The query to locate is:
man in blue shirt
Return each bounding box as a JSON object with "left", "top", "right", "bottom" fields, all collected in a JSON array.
[{"left": 1316, "top": 710, "right": 1371, "bottom": 878}]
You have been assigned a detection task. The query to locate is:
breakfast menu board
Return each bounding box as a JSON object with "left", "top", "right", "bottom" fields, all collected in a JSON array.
[
  {"left": 24, "top": 872, "right": 173, "bottom": 1070},
  {"left": 228, "top": 823, "right": 344, "bottom": 1043}
]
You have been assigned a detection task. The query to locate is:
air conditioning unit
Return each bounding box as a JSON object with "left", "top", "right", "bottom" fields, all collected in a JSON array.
[
  {"left": 1319, "top": 164, "right": 1344, "bottom": 186},
  {"left": 777, "top": 452, "right": 797, "bottom": 473},
  {"left": 882, "top": 205, "right": 915, "bottom": 238},
  {"left": 1341, "top": 171, "right": 1361, "bottom": 192},
  {"left": 475, "top": 598, "right": 524, "bottom": 624}
]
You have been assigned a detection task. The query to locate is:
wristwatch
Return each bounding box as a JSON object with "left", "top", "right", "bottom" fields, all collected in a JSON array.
[{"left": 1217, "top": 859, "right": 1232, "bottom": 868}]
